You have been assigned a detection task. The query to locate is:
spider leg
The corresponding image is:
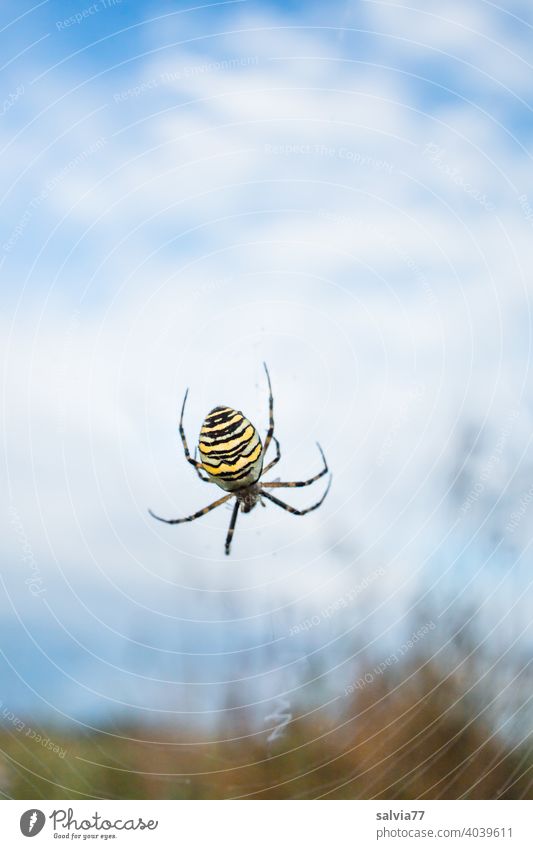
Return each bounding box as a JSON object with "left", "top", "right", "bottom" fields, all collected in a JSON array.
[
  {"left": 194, "top": 447, "right": 211, "bottom": 482},
  {"left": 260, "top": 475, "right": 331, "bottom": 515},
  {"left": 262, "top": 443, "right": 328, "bottom": 488},
  {"left": 149, "top": 493, "right": 232, "bottom": 525},
  {"left": 179, "top": 388, "right": 206, "bottom": 474},
  {"left": 262, "top": 362, "right": 275, "bottom": 455},
  {"left": 262, "top": 435, "right": 281, "bottom": 476},
  {"left": 224, "top": 499, "right": 240, "bottom": 555}
]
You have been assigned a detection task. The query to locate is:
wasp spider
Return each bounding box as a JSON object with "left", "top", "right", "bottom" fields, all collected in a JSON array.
[{"left": 149, "top": 364, "right": 331, "bottom": 555}]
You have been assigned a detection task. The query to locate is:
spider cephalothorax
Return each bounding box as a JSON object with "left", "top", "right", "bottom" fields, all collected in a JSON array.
[{"left": 149, "top": 364, "right": 331, "bottom": 555}]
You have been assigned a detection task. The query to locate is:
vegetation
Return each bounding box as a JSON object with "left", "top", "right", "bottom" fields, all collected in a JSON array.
[{"left": 2, "top": 649, "right": 531, "bottom": 799}]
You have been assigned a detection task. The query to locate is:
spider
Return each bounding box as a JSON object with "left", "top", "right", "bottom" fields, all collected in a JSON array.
[{"left": 149, "top": 363, "right": 332, "bottom": 555}]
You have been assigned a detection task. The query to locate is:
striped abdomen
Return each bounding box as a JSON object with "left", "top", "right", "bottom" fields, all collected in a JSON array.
[{"left": 198, "top": 406, "right": 263, "bottom": 491}]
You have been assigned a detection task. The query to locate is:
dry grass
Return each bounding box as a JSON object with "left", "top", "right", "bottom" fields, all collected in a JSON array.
[{"left": 2, "top": 651, "right": 531, "bottom": 799}]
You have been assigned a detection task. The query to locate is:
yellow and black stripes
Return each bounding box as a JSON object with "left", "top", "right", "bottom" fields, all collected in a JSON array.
[
  {"left": 148, "top": 363, "right": 332, "bottom": 556},
  {"left": 198, "top": 406, "right": 263, "bottom": 490}
]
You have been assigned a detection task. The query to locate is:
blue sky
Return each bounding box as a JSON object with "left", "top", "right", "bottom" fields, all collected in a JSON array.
[{"left": 1, "top": 0, "right": 533, "bottom": 727}]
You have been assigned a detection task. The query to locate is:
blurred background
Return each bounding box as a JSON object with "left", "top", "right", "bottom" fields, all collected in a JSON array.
[{"left": 1, "top": 0, "right": 532, "bottom": 799}]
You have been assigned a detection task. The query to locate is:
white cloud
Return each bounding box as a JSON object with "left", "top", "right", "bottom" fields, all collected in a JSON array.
[{"left": 1, "top": 1, "right": 532, "bottom": 718}]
